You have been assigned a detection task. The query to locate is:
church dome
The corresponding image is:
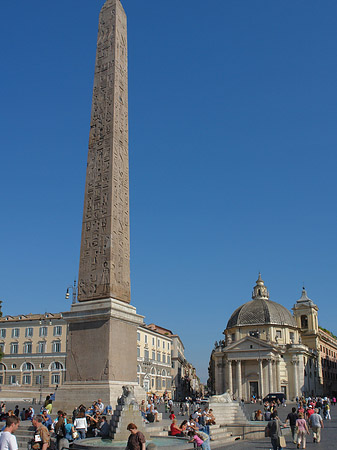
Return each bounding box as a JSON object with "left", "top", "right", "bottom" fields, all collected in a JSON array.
[{"left": 226, "top": 274, "right": 297, "bottom": 329}]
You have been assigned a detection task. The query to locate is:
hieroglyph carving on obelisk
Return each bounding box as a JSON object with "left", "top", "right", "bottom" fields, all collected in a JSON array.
[{"left": 78, "top": 0, "right": 130, "bottom": 303}]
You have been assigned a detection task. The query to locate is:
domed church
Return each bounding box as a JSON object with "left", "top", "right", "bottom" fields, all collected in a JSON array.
[{"left": 208, "top": 274, "right": 327, "bottom": 400}]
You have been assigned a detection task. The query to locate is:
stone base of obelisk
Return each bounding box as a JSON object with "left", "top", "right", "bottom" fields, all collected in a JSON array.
[{"left": 53, "top": 298, "right": 146, "bottom": 413}]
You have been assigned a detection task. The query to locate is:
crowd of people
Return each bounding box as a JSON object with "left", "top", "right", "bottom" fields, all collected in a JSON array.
[
  {"left": 166, "top": 405, "right": 214, "bottom": 450},
  {"left": 0, "top": 413, "right": 144, "bottom": 450},
  {"left": 2, "top": 391, "right": 336, "bottom": 450},
  {"left": 264, "top": 395, "right": 333, "bottom": 450}
]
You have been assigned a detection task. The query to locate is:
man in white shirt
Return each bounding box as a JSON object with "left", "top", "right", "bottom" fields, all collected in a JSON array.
[{"left": 0, "top": 416, "right": 20, "bottom": 450}]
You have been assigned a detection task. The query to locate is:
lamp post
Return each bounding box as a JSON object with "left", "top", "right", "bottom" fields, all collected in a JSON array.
[
  {"left": 39, "top": 314, "right": 52, "bottom": 405},
  {"left": 65, "top": 279, "right": 77, "bottom": 304}
]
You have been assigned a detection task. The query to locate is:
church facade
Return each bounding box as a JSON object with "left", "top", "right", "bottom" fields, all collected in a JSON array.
[{"left": 209, "top": 275, "right": 336, "bottom": 400}]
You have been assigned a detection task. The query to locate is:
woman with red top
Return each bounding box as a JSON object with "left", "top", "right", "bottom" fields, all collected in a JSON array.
[{"left": 170, "top": 419, "right": 184, "bottom": 437}]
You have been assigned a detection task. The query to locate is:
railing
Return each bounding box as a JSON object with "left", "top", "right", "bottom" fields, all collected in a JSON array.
[{"left": 224, "top": 423, "right": 290, "bottom": 441}]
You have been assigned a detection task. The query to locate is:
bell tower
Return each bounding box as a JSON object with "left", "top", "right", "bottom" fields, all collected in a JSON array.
[{"left": 293, "top": 287, "right": 319, "bottom": 346}]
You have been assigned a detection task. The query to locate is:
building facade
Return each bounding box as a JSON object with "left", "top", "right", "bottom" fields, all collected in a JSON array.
[
  {"left": 209, "top": 275, "right": 326, "bottom": 400},
  {"left": 0, "top": 313, "right": 66, "bottom": 395},
  {"left": 136, "top": 324, "right": 172, "bottom": 396},
  {"left": 146, "top": 324, "right": 201, "bottom": 400},
  {"left": 292, "top": 288, "right": 337, "bottom": 395}
]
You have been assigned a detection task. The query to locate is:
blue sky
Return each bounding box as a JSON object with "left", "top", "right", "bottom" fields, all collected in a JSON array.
[{"left": 1, "top": 0, "right": 337, "bottom": 383}]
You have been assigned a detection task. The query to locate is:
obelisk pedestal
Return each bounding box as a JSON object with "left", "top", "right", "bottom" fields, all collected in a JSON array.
[{"left": 54, "top": 299, "right": 145, "bottom": 411}]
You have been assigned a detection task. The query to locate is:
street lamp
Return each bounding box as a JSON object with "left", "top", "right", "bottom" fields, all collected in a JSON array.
[
  {"left": 65, "top": 279, "right": 77, "bottom": 304},
  {"left": 39, "top": 314, "right": 52, "bottom": 405}
]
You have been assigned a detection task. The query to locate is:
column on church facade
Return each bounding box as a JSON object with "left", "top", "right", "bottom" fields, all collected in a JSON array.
[
  {"left": 237, "top": 360, "right": 242, "bottom": 399},
  {"left": 268, "top": 359, "right": 273, "bottom": 393},
  {"left": 216, "top": 357, "right": 224, "bottom": 394},
  {"left": 228, "top": 360, "right": 233, "bottom": 395},
  {"left": 293, "top": 357, "right": 299, "bottom": 399},
  {"left": 276, "top": 359, "right": 281, "bottom": 392},
  {"left": 259, "top": 359, "right": 264, "bottom": 399}
]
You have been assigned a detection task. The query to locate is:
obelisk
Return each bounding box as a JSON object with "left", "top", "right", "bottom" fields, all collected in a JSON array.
[
  {"left": 78, "top": 0, "right": 130, "bottom": 303},
  {"left": 54, "top": 0, "right": 145, "bottom": 411}
]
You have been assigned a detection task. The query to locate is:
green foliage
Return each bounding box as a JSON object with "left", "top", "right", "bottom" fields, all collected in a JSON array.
[{"left": 319, "top": 326, "right": 337, "bottom": 340}]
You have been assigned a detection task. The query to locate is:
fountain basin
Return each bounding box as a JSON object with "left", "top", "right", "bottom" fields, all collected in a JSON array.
[{"left": 73, "top": 436, "right": 191, "bottom": 450}]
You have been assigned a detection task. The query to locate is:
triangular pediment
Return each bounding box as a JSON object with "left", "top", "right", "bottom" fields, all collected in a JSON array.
[{"left": 225, "top": 335, "right": 278, "bottom": 354}]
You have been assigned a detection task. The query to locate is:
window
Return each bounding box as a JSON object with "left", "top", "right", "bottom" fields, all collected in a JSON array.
[
  {"left": 38, "top": 342, "right": 46, "bottom": 353},
  {"left": 290, "top": 332, "right": 294, "bottom": 342},
  {"left": 144, "top": 349, "right": 149, "bottom": 361},
  {"left": 52, "top": 341, "right": 61, "bottom": 353},
  {"left": 162, "top": 354, "right": 166, "bottom": 363},
  {"left": 36, "top": 375, "right": 43, "bottom": 385},
  {"left": 25, "top": 328, "right": 33, "bottom": 338},
  {"left": 0, "top": 329, "right": 6, "bottom": 338},
  {"left": 163, "top": 341, "right": 165, "bottom": 349},
  {"left": 9, "top": 375, "right": 17, "bottom": 385},
  {"left": 0, "top": 344, "right": 4, "bottom": 352},
  {"left": 11, "top": 343, "right": 19, "bottom": 355},
  {"left": 137, "top": 332, "right": 140, "bottom": 341},
  {"left": 137, "top": 365, "right": 141, "bottom": 373},
  {"left": 162, "top": 369, "right": 166, "bottom": 376},
  {"left": 22, "top": 375, "right": 31, "bottom": 385},
  {"left": 137, "top": 347, "right": 140, "bottom": 357},
  {"left": 51, "top": 362, "right": 63, "bottom": 370},
  {"left": 172, "top": 361, "right": 175, "bottom": 369},
  {"left": 168, "top": 343, "right": 170, "bottom": 350},
  {"left": 167, "top": 355, "right": 170, "bottom": 364},
  {"left": 11, "top": 364, "right": 16, "bottom": 369},
  {"left": 231, "top": 333, "right": 235, "bottom": 342},
  {"left": 39, "top": 327, "right": 48, "bottom": 337},
  {"left": 152, "top": 351, "right": 155, "bottom": 360},
  {"left": 249, "top": 331, "right": 260, "bottom": 338},
  {"left": 152, "top": 337, "right": 155, "bottom": 345},
  {"left": 24, "top": 342, "right": 32, "bottom": 354},
  {"left": 12, "top": 328, "right": 20, "bottom": 338},
  {"left": 157, "top": 352, "right": 161, "bottom": 362},
  {"left": 22, "top": 362, "right": 34, "bottom": 371},
  {"left": 145, "top": 335, "right": 148, "bottom": 344},
  {"left": 53, "top": 326, "right": 62, "bottom": 336},
  {"left": 51, "top": 374, "right": 60, "bottom": 385},
  {"left": 276, "top": 330, "right": 282, "bottom": 339},
  {"left": 301, "top": 315, "right": 308, "bottom": 329},
  {"left": 157, "top": 339, "right": 160, "bottom": 347},
  {"left": 162, "top": 378, "right": 166, "bottom": 387}
]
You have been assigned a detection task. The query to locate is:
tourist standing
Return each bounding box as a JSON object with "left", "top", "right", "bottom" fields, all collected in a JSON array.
[
  {"left": 266, "top": 411, "right": 284, "bottom": 450},
  {"left": 31, "top": 415, "right": 50, "bottom": 450},
  {"left": 309, "top": 408, "right": 324, "bottom": 443},
  {"left": 125, "top": 423, "right": 146, "bottom": 450},
  {"left": 296, "top": 412, "right": 309, "bottom": 449},
  {"left": 74, "top": 411, "right": 87, "bottom": 439},
  {"left": 0, "top": 416, "right": 20, "bottom": 450},
  {"left": 286, "top": 407, "right": 298, "bottom": 444}
]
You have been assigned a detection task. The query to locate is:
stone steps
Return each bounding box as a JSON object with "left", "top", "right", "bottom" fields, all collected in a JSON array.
[{"left": 209, "top": 402, "right": 249, "bottom": 426}]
